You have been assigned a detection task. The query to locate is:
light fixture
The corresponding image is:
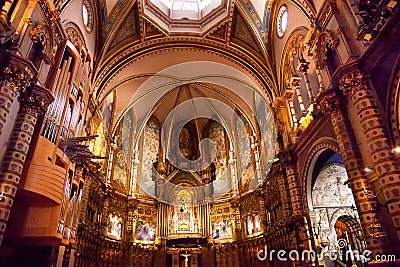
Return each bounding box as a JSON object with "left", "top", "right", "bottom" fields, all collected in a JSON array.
[
  {"left": 364, "top": 167, "right": 372, "bottom": 172},
  {"left": 313, "top": 220, "right": 322, "bottom": 240},
  {"left": 393, "top": 146, "right": 400, "bottom": 153},
  {"left": 0, "top": 31, "right": 19, "bottom": 49},
  {"left": 362, "top": 187, "right": 383, "bottom": 199},
  {"left": 368, "top": 219, "right": 387, "bottom": 238}
]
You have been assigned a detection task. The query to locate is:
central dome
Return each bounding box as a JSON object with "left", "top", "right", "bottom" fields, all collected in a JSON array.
[{"left": 144, "top": 0, "right": 230, "bottom": 33}]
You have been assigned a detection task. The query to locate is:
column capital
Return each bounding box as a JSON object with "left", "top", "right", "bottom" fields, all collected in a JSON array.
[
  {"left": 19, "top": 83, "right": 54, "bottom": 116},
  {"left": 339, "top": 69, "right": 366, "bottom": 96},
  {"left": 290, "top": 76, "right": 302, "bottom": 87},
  {"left": 298, "top": 58, "right": 310, "bottom": 73},
  {"left": 0, "top": 54, "right": 37, "bottom": 92},
  {"left": 316, "top": 88, "right": 346, "bottom": 116},
  {"left": 277, "top": 148, "right": 296, "bottom": 167},
  {"left": 285, "top": 88, "right": 294, "bottom": 99}
]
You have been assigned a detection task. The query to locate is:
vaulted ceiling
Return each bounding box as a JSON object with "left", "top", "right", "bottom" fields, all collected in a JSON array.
[{"left": 60, "top": 0, "right": 317, "bottom": 134}]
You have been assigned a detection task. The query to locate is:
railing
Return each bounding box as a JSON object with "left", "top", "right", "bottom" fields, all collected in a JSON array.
[{"left": 358, "top": 0, "right": 399, "bottom": 42}]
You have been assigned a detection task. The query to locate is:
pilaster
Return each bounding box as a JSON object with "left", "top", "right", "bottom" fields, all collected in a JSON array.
[
  {"left": 340, "top": 70, "right": 400, "bottom": 240},
  {"left": 317, "top": 88, "right": 390, "bottom": 254},
  {"left": 278, "top": 149, "right": 303, "bottom": 217},
  {"left": 0, "top": 54, "right": 36, "bottom": 137},
  {"left": 0, "top": 83, "right": 53, "bottom": 245}
]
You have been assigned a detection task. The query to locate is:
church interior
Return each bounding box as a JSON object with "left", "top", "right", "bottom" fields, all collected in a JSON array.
[{"left": 0, "top": 0, "right": 400, "bottom": 266}]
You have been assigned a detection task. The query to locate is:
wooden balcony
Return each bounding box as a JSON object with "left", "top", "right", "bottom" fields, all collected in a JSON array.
[{"left": 23, "top": 136, "right": 67, "bottom": 204}]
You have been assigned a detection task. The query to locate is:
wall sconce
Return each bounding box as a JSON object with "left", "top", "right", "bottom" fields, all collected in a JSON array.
[
  {"left": 313, "top": 220, "right": 322, "bottom": 240},
  {"left": 362, "top": 187, "right": 386, "bottom": 207},
  {"left": 313, "top": 216, "right": 328, "bottom": 248},
  {"left": 0, "top": 31, "right": 19, "bottom": 49},
  {"left": 369, "top": 220, "right": 387, "bottom": 238},
  {"left": 362, "top": 187, "right": 382, "bottom": 198}
]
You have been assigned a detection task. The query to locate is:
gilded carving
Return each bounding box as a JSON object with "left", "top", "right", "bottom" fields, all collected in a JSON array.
[
  {"left": 29, "top": 21, "right": 56, "bottom": 64},
  {"left": 65, "top": 24, "right": 87, "bottom": 53},
  {"left": 282, "top": 33, "right": 306, "bottom": 89},
  {"left": 19, "top": 84, "right": 54, "bottom": 116},
  {"left": 314, "top": 30, "right": 339, "bottom": 69},
  {"left": 0, "top": 57, "right": 35, "bottom": 92},
  {"left": 316, "top": 89, "right": 346, "bottom": 116},
  {"left": 339, "top": 70, "right": 366, "bottom": 96}
]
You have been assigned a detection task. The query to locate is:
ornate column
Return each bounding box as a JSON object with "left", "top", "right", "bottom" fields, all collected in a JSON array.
[
  {"left": 0, "top": 0, "right": 13, "bottom": 26},
  {"left": 275, "top": 165, "right": 292, "bottom": 218},
  {"left": 156, "top": 201, "right": 169, "bottom": 238},
  {"left": 278, "top": 149, "right": 303, "bottom": 217},
  {"left": 78, "top": 168, "right": 92, "bottom": 224},
  {"left": 291, "top": 77, "right": 306, "bottom": 115},
  {"left": 0, "top": 55, "right": 35, "bottom": 138},
  {"left": 298, "top": 59, "right": 315, "bottom": 104},
  {"left": 285, "top": 91, "right": 298, "bottom": 128},
  {"left": 315, "top": 68, "right": 325, "bottom": 94},
  {"left": 317, "top": 88, "right": 390, "bottom": 254},
  {"left": 0, "top": 83, "right": 53, "bottom": 245},
  {"left": 340, "top": 70, "right": 400, "bottom": 240}
]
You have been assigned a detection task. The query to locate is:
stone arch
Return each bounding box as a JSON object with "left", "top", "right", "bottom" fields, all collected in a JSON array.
[
  {"left": 64, "top": 22, "right": 88, "bottom": 55},
  {"left": 28, "top": 21, "right": 56, "bottom": 64},
  {"left": 280, "top": 27, "right": 308, "bottom": 91},
  {"left": 387, "top": 56, "right": 400, "bottom": 147},
  {"left": 303, "top": 138, "right": 340, "bottom": 212},
  {"left": 314, "top": 30, "right": 340, "bottom": 74},
  {"left": 94, "top": 40, "right": 277, "bottom": 101}
]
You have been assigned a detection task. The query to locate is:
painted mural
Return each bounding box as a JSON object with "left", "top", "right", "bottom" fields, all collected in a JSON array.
[
  {"left": 246, "top": 213, "right": 261, "bottom": 235},
  {"left": 113, "top": 124, "right": 128, "bottom": 188},
  {"left": 208, "top": 121, "right": 229, "bottom": 194},
  {"left": 234, "top": 112, "right": 252, "bottom": 193},
  {"left": 107, "top": 214, "right": 123, "bottom": 239},
  {"left": 135, "top": 221, "right": 156, "bottom": 241},
  {"left": 254, "top": 93, "right": 275, "bottom": 179},
  {"left": 139, "top": 118, "right": 160, "bottom": 195},
  {"left": 212, "top": 220, "right": 233, "bottom": 240}
]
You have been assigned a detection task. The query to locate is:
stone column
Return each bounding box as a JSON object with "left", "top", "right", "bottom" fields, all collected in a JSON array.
[
  {"left": 285, "top": 91, "right": 298, "bottom": 128},
  {"left": 78, "top": 169, "right": 92, "bottom": 224},
  {"left": 0, "top": 83, "right": 53, "bottom": 245},
  {"left": 0, "top": 0, "right": 13, "bottom": 25},
  {"left": 0, "top": 55, "right": 35, "bottom": 138},
  {"left": 340, "top": 70, "right": 400, "bottom": 240},
  {"left": 278, "top": 149, "right": 307, "bottom": 266},
  {"left": 274, "top": 165, "right": 292, "bottom": 218},
  {"left": 291, "top": 77, "right": 306, "bottom": 115},
  {"left": 317, "top": 88, "right": 390, "bottom": 254},
  {"left": 298, "top": 59, "right": 315, "bottom": 104},
  {"left": 278, "top": 149, "right": 303, "bottom": 217}
]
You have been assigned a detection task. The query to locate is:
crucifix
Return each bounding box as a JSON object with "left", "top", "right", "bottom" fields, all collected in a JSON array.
[{"left": 181, "top": 250, "right": 190, "bottom": 267}]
